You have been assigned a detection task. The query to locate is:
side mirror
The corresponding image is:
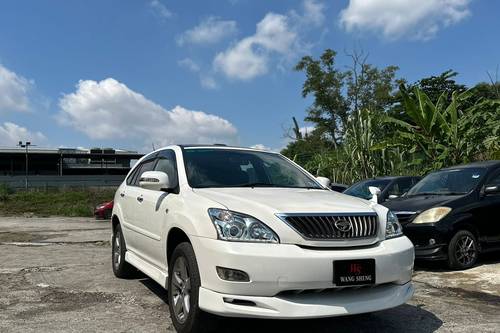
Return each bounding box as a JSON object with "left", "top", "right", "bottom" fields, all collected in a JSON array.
[
  {"left": 388, "top": 194, "right": 399, "bottom": 200},
  {"left": 368, "top": 186, "right": 382, "bottom": 203},
  {"left": 483, "top": 184, "right": 500, "bottom": 195},
  {"left": 316, "top": 176, "right": 331, "bottom": 189},
  {"left": 139, "top": 171, "right": 171, "bottom": 191}
]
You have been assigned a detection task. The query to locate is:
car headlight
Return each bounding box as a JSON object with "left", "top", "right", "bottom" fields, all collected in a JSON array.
[
  {"left": 413, "top": 207, "right": 451, "bottom": 224},
  {"left": 385, "top": 211, "right": 403, "bottom": 239},
  {"left": 208, "top": 208, "right": 279, "bottom": 243}
]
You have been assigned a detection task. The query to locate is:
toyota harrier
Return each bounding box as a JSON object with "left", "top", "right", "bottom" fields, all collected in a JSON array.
[{"left": 111, "top": 145, "right": 414, "bottom": 332}]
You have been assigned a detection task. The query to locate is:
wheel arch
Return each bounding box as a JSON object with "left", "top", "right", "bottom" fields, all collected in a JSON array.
[{"left": 167, "top": 227, "right": 191, "bottom": 266}]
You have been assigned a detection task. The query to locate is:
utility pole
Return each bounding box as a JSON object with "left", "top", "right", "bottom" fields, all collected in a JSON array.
[{"left": 18, "top": 141, "right": 34, "bottom": 190}]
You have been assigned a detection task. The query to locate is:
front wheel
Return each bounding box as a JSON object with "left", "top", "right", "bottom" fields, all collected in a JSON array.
[
  {"left": 447, "top": 230, "right": 479, "bottom": 270},
  {"left": 168, "top": 242, "right": 215, "bottom": 333},
  {"left": 112, "top": 224, "right": 135, "bottom": 278}
]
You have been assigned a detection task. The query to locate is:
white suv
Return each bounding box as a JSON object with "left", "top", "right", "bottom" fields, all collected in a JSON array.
[{"left": 111, "top": 145, "right": 414, "bottom": 332}]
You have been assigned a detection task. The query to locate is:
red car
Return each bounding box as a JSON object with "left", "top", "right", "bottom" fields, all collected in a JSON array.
[{"left": 94, "top": 200, "right": 113, "bottom": 220}]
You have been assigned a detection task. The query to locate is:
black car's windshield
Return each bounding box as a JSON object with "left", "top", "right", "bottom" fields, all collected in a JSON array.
[
  {"left": 183, "top": 148, "right": 322, "bottom": 189},
  {"left": 407, "top": 168, "right": 486, "bottom": 196},
  {"left": 344, "top": 179, "right": 391, "bottom": 200}
]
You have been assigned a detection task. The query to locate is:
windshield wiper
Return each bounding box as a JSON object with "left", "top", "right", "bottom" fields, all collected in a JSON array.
[{"left": 237, "top": 182, "right": 278, "bottom": 187}]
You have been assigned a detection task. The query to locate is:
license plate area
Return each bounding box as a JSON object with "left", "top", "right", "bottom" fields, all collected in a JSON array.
[{"left": 333, "top": 259, "right": 375, "bottom": 286}]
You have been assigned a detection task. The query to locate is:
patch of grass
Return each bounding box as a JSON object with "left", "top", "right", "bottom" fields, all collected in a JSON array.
[{"left": 0, "top": 188, "right": 115, "bottom": 217}]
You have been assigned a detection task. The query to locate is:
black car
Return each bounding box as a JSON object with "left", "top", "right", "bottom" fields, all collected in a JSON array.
[
  {"left": 343, "top": 176, "right": 421, "bottom": 203},
  {"left": 384, "top": 161, "right": 500, "bottom": 269}
]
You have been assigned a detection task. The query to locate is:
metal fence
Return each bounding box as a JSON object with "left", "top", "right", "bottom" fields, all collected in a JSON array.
[{"left": 0, "top": 175, "right": 126, "bottom": 189}]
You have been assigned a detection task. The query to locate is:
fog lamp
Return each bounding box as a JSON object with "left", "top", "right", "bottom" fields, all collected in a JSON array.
[{"left": 216, "top": 266, "right": 250, "bottom": 282}]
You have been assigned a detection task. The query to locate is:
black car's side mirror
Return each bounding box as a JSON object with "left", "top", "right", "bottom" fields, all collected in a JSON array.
[{"left": 483, "top": 184, "right": 500, "bottom": 195}]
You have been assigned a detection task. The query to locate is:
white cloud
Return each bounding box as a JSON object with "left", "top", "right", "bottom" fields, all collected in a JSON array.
[
  {"left": 299, "top": 126, "right": 315, "bottom": 137},
  {"left": 0, "top": 122, "right": 47, "bottom": 147},
  {"left": 0, "top": 64, "right": 33, "bottom": 113},
  {"left": 58, "top": 78, "right": 238, "bottom": 147},
  {"left": 339, "top": 0, "right": 471, "bottom": 41},
  {"left": 213, "top": 13, "right": 297, "bottom": 80},
  {"left": 200, "top": 75, "right": 218, "bottom": 90},
  {"left": 178, "top": 58, "right": 200, "bottom": 72},
  {"left": 177, "top": 17, "right": 237, "bottom": 46},
  {"left": 213, "top": 1, "right": 325, "bottom": 81},
  {"left": 294, "top": 0, "right": 326, "bottom": 27},
  {"left": 150, "top": 0, "right": 173, "bottom": 19}
]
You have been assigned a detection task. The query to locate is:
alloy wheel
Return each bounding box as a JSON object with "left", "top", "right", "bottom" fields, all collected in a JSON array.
[
  {"left": 170, "top": 256, "right": 191, "bottom": 324},
  {"left": 113, "top": 231, "right": 121, "bottom": 269},
  {"left": 455, "top": 235, "right": 476, "bottom": 266}
]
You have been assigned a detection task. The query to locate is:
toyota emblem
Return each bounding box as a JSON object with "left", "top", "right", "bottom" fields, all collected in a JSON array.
[{"left": 334, "top": 219, "right": 352, "bottom": 232}]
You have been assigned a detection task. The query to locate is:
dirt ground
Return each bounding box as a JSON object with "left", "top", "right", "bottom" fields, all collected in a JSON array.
[{"left": 1, "top": 217, "right": 499, "bottom": 332}]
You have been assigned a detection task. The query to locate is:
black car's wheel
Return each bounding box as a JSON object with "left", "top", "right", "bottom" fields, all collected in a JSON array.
[
  {"left": 447, "top": 230, "right": 479, "bottom": 270},
  {"left": 168, "top": 242, "right": 215, "bottom": 333},
  {"left": 112, "top": 224, "right": 135, "bottom": 278}
]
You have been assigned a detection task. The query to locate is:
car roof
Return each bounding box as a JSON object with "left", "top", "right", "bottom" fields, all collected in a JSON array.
[
  {"left": 441, "top": 160, "right": 500, "bottom": 170},
  {"left": 154, "top": 144, "right": 278, "bottom": 154}
]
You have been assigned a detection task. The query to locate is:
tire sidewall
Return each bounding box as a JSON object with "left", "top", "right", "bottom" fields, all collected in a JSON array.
[
  {"left": 168, "top": 242, "right": 203, "bottom": 333},
  {"left": 448, "top": 230, "right": 478, "bottom": 270},
  {"left": 112, "top": 225, "right": 127, "bottom": 276}
]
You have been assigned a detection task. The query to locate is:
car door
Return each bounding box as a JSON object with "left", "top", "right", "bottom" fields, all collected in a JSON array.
[
  {"left": 135, "top": 149, "right": 179, "bottom": 269},
  {"left": 476, "top": 168, "right": 500, "bottom": 244},
  {"left": 121, "top": 156, "right": 157, "bottom": 254}
]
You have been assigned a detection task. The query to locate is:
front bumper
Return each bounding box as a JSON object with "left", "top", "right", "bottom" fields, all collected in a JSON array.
[
  {"left": 191, "top": 236, "right": 414, "bottom": 318},
  {"left": 403, "top": 224, "right": 449, "bottom": 260},
  {"left": 199, "top": 282, "right": 414, "bottom": 319}
]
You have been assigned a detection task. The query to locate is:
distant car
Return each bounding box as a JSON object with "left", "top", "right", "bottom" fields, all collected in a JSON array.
[
  {"left": 330, "top": 182, "right": 349, "bottom": 192},
  {"left": 343, "top": 176, "right": 421, "bottom": 203},
  {"left": 384, "top": 161, "right": 500, "bottom": 270},
  {"left": 94, "top": 200, "right": 113, "bottom": 220}
]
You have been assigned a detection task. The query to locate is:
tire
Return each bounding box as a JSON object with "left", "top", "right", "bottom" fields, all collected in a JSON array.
[
  {"left": 112, "top": 224, "right": 135, "bottom": 278},
  {"left": 447, "top": 230, "right": 479, "bottom": 270},
  {"left": 168, "top": 242, "right": 216, "bottom": 333}
]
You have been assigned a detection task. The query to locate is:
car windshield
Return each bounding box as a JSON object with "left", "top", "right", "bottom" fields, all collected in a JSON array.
[
  {"left": 344, "top": 179, "right": 391, "bottom": 200},
  {"left": 407, "top": 168, "right": 486, "bottom": 196},
  {"left": 182, "top": 148, "right": 323, "bottom": 189}
]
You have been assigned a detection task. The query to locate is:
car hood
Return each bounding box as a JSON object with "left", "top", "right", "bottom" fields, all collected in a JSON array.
[
  {"left": 193, "top": 187, "right": 386, "bottom": 247},
  {"left": 193, "top": 187, "right": 377, "bottom": 214},
  {"left": 383, "top": 194, "right": 461, "bottom": 213}
]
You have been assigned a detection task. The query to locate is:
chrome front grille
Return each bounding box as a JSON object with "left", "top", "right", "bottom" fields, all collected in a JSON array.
[{"left": 278, "top": 213, "right": 378, "bottom": 240}]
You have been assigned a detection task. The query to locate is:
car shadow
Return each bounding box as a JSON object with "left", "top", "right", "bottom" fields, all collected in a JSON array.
[{"left": 137, "top": 276, "right": 442, "bottom": 333}]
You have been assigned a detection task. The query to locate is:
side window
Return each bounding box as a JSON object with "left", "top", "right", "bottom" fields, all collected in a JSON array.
[
  {"left": 155, "top": 150, "right": 179, "bottom": 188},
  {"left": 387, "top": 178, "right": 412, "bottom": 198},
  {"left": 132, "top": 159, "right": 156, "bottom": 186},
  {"left": 397, "top": 178, "right": 414, "bottom": 195},
  {"left": 487, "top": 169, "right": 500, "bottom": 185},
  {"left": 126, "top": 166, "right": 140, "bottom": 185}
]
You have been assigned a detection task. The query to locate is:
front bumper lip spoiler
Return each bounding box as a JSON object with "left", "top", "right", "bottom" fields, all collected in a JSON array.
[
  {"left": 199, "top": 282, "right": 414, "bottom": 319},
  {"left": 414, "top": 243, "right": 448, "bottom": 261}
]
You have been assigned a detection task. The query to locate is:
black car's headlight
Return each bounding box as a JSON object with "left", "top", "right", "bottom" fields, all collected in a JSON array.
[
  {"left": 385, "top": 211, "right": 403, "bottom": 239},
  {"left": 208, "top": 208, "right": 279, "bottom": 243},
  {"left": 413, "top": 207, "right": 451, "bottom": 224}
]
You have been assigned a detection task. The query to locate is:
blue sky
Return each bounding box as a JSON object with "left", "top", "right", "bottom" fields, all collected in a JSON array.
[{"left": 0, "top": 0, "right": 499, "bottom": 152}]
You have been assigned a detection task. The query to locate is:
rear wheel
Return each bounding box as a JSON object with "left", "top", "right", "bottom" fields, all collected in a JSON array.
[
  {"left": 112, "top": 224, "right": 135, "bottom": 278},
  {"left": 168, "top": 242, "right": 216, "bottom": 333},
  {"left": 447, "top": 230, "right": 479, "bottom": 270}
]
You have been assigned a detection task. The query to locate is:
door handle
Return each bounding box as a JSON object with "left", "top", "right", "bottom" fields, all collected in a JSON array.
[
  {"left": 120, "top": 193, "right": 125, "bottom": 197},
  {"left": 136, "top": 196, "right": 143, "bottom": 203}
]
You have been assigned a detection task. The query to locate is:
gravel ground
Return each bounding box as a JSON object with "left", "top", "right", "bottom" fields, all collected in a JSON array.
[{"left": 1, "top": 216, "right": 499, "bottom": 332}]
